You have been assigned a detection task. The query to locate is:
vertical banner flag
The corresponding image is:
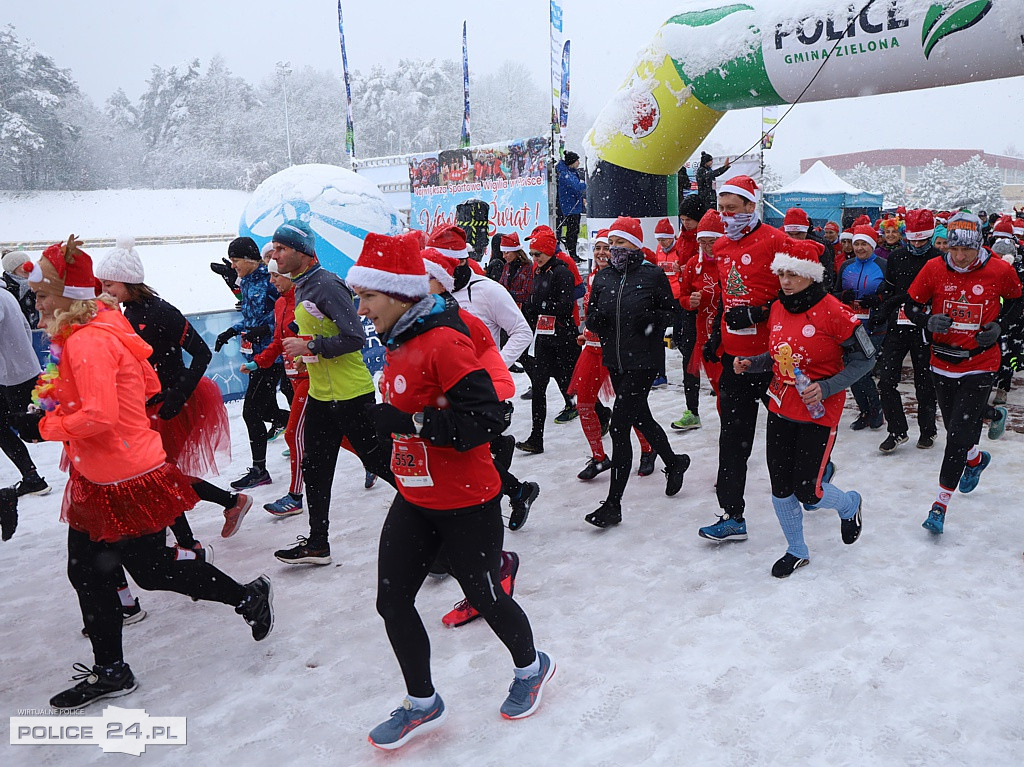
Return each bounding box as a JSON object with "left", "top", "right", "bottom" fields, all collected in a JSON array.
[
  {"left": 338, "top": 1, "right": 355, "bottom": 159},
  {"left": 461, "top": 21, "right": 471, "bottom": 149},
  {"left": 549, "top": 1, "right": 563, "bottom": 142},
  {"left": 761, "top": 105, "right": 779, "bottom": 150},
  {"left": 559, "top": 40, "right": 571, "bottom": 132}
]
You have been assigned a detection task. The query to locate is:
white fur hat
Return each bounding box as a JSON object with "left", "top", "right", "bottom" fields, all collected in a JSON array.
[{"left": 95, "top": 236, "right": 144, "bottom": 284}]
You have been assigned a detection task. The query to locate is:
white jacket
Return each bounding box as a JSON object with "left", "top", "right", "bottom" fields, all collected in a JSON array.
[
  {"left": 452, "top": 275, "right": 532, "bottom": 367},
  {"left": 0, "top": 288, "right": 41, "bottom": 386}
]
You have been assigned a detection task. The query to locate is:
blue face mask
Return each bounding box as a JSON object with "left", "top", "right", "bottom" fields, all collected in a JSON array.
[{"left": 609, "top": 246, "right": 632, "bottom": 270}]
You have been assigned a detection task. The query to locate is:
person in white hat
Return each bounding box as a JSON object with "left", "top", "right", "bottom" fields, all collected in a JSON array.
[{"left": 2, "top": 249, "right": 39, "bottom": 327}]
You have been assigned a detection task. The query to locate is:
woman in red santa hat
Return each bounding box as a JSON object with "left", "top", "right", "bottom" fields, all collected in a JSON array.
[
  {"left": 348, "top": 233, "right": 553, "bottom": 750},
  {"left": 19, "top": 236, "right": 272, "bottom": 711},
  {"left": 733, "top": 240, "right": 874, "bottom": 577}
]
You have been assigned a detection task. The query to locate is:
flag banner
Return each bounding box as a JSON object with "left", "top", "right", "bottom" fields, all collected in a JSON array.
[
  {"left": 338, "top": 1, "right": 355, "bottom": 159},
  {"left": 761, "top": 105, "right": 779, "bottom": 150},
  {"left": 409, "top": 136, "right": 550, "bottom": 242},
  {"left": 461, "top": 21, "right": 471, "bottom": 148},
  {"left": 558, "top": 40, "right": 571, "bottom": 133},
  {"left": 549, "top": 1, "right": 563, "bottom": 130}
]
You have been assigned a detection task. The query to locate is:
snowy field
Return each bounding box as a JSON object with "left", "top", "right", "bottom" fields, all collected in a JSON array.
[{"left": 3, "top": 190, "right": 1024, "bottom": 765}]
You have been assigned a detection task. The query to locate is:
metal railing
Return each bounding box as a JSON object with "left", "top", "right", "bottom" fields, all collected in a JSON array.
[{"left": 1, "top": 234, "right": 236, "bottom": 252}]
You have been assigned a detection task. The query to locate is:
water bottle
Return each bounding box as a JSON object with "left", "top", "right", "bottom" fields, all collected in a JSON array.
[{"left": 793, "top": 366, "right": 826, "bottom": 420}]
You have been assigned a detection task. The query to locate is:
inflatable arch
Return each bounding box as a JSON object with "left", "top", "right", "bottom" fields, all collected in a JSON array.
[{"left": 584, "top": 0, "right": 1024, "bottom": 238}]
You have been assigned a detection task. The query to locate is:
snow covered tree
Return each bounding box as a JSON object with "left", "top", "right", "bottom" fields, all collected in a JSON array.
[
  {"left": 950, "top": 155, "right": 1004, "bottom": 212},
  {"left": 760, "top": 164, "right": 783, "bottom": 193},
  {"left": 843, "top": 162, "right": 877, "bottom": 192},
  {"left": 869, "top": 167, "right": 908, "bottom": 208},
  {"left": 910, "top": 158, "right": 951, "bottom": 209}
]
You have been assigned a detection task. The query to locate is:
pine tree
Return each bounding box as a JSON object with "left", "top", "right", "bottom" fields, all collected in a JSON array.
[
  {"left": 725, "top": 264, "right": 747, "bottom": 297},
  {"left": 910, "top": 158, "right": 951, "bottom": 209},
  {"left": 843, "top": 162, "right": 876, "bottom": 192},
  {"left": 950, "top": 155, "right": 1004, "bottom": 211}
]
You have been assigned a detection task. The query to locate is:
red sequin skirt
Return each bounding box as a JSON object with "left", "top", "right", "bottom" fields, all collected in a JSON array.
[
  {"left": 150, "top": 376, "right": 231, "bottom": 478},
  {"left": 61, "top": 463, "right": 200, "bottom": 543}
]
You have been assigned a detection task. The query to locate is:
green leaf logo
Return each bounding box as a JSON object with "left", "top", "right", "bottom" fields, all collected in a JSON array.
[{"left": 922, "top": 1, "right": 993, "bottom": 59}]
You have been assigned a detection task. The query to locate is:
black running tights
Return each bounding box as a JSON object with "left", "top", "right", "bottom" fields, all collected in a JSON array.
[
  {"left": 933, "top": 371, "right": 994, "bottom": 489},
  {"left": 242, "top": 364, "right": 288, "bottom": 468},
  {"left": 606, "top": 368, "right": 676, "bottom": 503},
  {"left": 0, "top": 378, "right": 39, "bottom": 479}
]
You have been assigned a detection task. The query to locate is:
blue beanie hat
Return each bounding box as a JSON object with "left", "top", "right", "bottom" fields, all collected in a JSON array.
[
  {"left": 932, "top": 224, "right": 948, "bottom": 244},
  {"left": 272, "top": 220, "right": 316, "bottom": 257}
]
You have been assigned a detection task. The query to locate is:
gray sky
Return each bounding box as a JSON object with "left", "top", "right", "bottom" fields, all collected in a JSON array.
[{"left": 8, "top": 0, "right": 1023, "bottom": 179}]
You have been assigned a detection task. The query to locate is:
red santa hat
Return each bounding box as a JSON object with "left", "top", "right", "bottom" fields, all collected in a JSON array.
[
  {"left": 425, "top": 224, "right": 469, "bottom": 258},
  {"left": 839, "top": 228, "right": 854, "bottom": 242},
  {"left": 528, "top": 231, "right": 558, "bottom": 257},
  {"left": 771, "top": 239, "right": 825, "bottom": 282},
  {"left": 696, "top": 209, "right": 724, "bottom": 240},
  {"left": 852, "top": 225, "right": 878, "bottom": 248},
  {"left": 347, "top": 232, "right": 430, "bottom": 299},
  {"left": 594, "top": 228, "right": 610, "bottom": 245},
  {"left": 499, "top": 232, "right": 522, "bottom": 252},
  {"left": 718, "top": 175, "right": 759, "bottom": 203},
  {"left": 1014, "top": 218, "right": 1024, "bottom": 237},
  {"left": 28, "top": 237, "right": 99, "bottom": 300},
  {"left": 421, "top": 248, "right": 458, "bottom": 292},
  {"left": 905, "top": 209, "right": 935, "bottom": 241},
  {"left": 852, "top": 214, "right": 872, "bottom": 228},
  {"left": 824, "top": 221, "right": 840, "bottom": 233},
  {"left": 992, "top": 216, "right": 1015, "bottom": 239},
  {"left": 783, "top": 207, "right": 810, "bottom": 233},
  {"left": 654, "top": 218, "right": 676, "bottom": 238},
  {"left": 607, "top": 216, "right": 645, "bottom": 249}
]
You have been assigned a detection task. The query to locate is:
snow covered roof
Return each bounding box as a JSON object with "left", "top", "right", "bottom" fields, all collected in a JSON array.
[{"left": 770, "top": 161, "right": 873, "bottom": 195}]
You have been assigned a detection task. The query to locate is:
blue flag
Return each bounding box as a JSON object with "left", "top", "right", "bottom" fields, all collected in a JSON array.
[
  {"left": 559, "top": 40, "right": 570, "bottom": 132},
  {"left": 338, "top": 0, "right": 355, "bottom": 159}
]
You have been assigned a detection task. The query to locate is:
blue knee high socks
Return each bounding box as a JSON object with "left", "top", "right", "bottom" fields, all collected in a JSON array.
[
  {"left": 771, "top": 494, "right": 808, "bottom": 559},
  {"left": 818, "top": 483, "right": 858, "bottom": 519}
]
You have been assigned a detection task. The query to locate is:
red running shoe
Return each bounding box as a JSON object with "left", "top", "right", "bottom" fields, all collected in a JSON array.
[
  {"left": 221, "top": 494, "right": 253, "bottom": 538},
  {"left": 441, "top": 551, "right": 519, "bottom": 628}
]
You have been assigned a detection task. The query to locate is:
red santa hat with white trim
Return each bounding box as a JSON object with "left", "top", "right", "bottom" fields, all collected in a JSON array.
[
  {"left": 607, "top": 216, "right": 645, "bottom": 249},
  {"left": 696, "top": 209, "right": 724, "bottom": 240},
  {"left": 839, "top": 228, "right": 854, "bottom": 242},
  {"left": 771, "top": 238, "right": 826, "bottom": 282},
  {"left": 718, "top": 175, "right": 759, "bottom": 203},
  {"left": 655, "top": 218, "right": 676, "bottom": 238},
  {"left": 783, "top": 207, "right": 810, "bottom": 233},
  {"left": 425, "top": 224, "right": 469, "bottom": 258},
  {"left": 346, "top": 232, "right": 430, "bottom": 299},
  {"left": 28, "top": 236, "right": 99, "bottom": 300},
  {"left": 1014, "top": 218, "right": 1024, "bottom": 237},
  {"left": 421, "top": 248, "right": 458, "bottom": 292},
  {"left": 499, "top": 232, "right": 522, "bottom": 252},
  {"left": 851, "top": 224, "right": 878, "bottom": 248},
  {"left": 993, "top": 216, "right": 1015, "bottom": 240},
  {"left": 905, "top": 209, "right": 935, "bottom": 241},
  {"left": 594, "top": 228, "right": 610, "bottom": 245}
]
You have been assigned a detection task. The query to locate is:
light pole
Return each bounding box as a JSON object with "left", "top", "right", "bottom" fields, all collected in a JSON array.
[{"left": 276, "top": 61, "right": 293, "bottom": 166}]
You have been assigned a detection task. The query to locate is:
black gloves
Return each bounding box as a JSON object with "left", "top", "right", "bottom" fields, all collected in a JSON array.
[
  {"left": 10, "top": 410, "right": 43, "bottom": 443},
  {"left": 147, "top": 389, "right": 188, "bottom": 420},
  {"left": 927, "top": 314, "right": 953, "bottom": 334},
  {"left": 703, "top": 337, "right": 721, "bottom": 364},
  {"left": 976, "top": 321, "right": 1001, "bottom": 348},
  {"left": 0, "top": 487, "right": 17, "bottom": 541},
  {"left": 243, "top": 325, "right": 272, "bottom": 343},
  {"left": 214, "top": 327, "right": 239, "bottom": 352},
  {"left": 372, "top": 403, "right": 415, "bottom": 437},
  {"left": 724, "top": 304, "right": 770, "bottom": 330},
  {"left": 210, "top": 258, "right": 238, "bottom": 291}
]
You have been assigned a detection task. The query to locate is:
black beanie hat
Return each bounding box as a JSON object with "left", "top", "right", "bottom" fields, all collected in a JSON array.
[
  {"left": 679, "top": 194, "right": 703, "bottom": 221},
  {"left": 228, "top": 236, "right": 261, "bottom": 261},
  {"left": 701, "top": 151, "right": 713, "bottom": 165},
  {"left": 564, "top": 151, "right": 579, "bottom": 165}
]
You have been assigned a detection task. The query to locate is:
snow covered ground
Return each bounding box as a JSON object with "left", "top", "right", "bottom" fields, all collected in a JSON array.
[{"left": 3, "top": 190, "right": 1024, "bottom": 765}]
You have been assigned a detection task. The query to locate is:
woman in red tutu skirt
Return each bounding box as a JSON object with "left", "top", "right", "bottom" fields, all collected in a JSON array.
[
  {"left": 95, "top": 237, "right": 252, "bottom": 542},
  {"left": 569, "top": 230, "right": 653, "bottom": 482},
  {"left": 19, "top": 236, "right": 273, "bottom": 711}
]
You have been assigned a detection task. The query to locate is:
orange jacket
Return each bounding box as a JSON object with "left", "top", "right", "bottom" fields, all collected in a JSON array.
[{"left": 40, "top": 306, "right": 166, "bottom": 483}]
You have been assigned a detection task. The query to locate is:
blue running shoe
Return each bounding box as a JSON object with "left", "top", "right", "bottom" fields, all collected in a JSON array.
[
  {"left": 500, "top": 652, "right": 556, "bottom": 720},
  {"left": 802, "top": 461, "right": 837, "bottom": 511},
  {"left": 368, "top": 695, "right": 447, "bottom": 751},
  {"left": 698, "top": 515, "right": 747, "bottom": 542},
  {"left": 364, "top": 471, "right": 377, "bottom": 489},
  {"left": 651, "top": 375, "right": 668, "bottom": 390},
  {"left": 959, "top": 451, "right": 991, "bottom": 494},
  {"left": 989, "top": 407, "right": 1008, "bottom": 441},
  {"left": 263, "top": 494, "right": 303, "bottom": 517},
  {"left": 922, "top": 504, "right": 945, "bottom": 534}
]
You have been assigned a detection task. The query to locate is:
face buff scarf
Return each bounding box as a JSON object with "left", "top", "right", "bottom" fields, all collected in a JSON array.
[
  {"left": 609, "top": 246, "right": 632, "bottom": 270},
  {"left": 722, "top": 210, "right": 759, "bottom": 241}
]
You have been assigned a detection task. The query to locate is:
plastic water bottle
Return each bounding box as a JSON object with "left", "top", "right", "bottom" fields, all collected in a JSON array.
[{"left": 793, "top": 366, "right": 826, "bottom": 420}]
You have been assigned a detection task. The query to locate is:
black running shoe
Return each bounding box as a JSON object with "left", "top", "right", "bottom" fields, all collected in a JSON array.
[
  {"left": 0, "top": 487, "right": 18, "bottom": 541},
  {"left": 509, "top": 482, "right": 540, "bottom": 531},
  {"left": 274, "top": 536, "right": 332, "bottom": 565},
  {"left": 14, "top": 475, "right": 50, "bottom": 497},
  {"left": 585, "top": 500, "right": 622, "bottom": 528},
  {"left": 850, "top": 413, "right": 869, "bottom": 431},
  {"left": 553, "top": 405, "right": 578, "bottom": 424},
  {"left": 230, "top": 467, "right": 272, "bottom": 490},
  {"left": 917, "top": 432, "right": 936, "bottom": 449},
  {"left": 236, "top": 575, "right": 274, "bottom": 641},
  {"left": 841, "top": 495, "right": 863, "bottom": 545},
  {"left": 515, "top": 438, "right": 544, "bottom": 454},
  {"left": 577, "top": 457, "right": 612, "bottom": 480},
  {"left": 879, "top": 432, "right": 908, "bottom": 454},
  {"left": 637, "top": 451, "right": 656, "bottom": 477},
  {"left": 520, "top": 387, "right": 533, "bottom": 400},
  {"left": 771, "top": 553, "right": 810, "bottom": 578},
  {"left": 49, "top": 662, "right": 137, "bottom": 710},
  {"left": 664, "top": 454, "right": 690, "bottom": 497}
]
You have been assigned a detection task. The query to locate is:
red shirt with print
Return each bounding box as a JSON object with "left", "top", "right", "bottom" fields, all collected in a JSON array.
[
  {"left": 765, "top": 294, "right": 860, "bottom": 428},
  {"left": 381, "top": 325, "right": 500, "bottom": 509},
  {"left": 713, "top": 223, "right": 792, "bottom": 356},
  {"left": 655, "top": 243, "right": 684, "bottom": 300},
  {"left": 907, "top": 253, "right": 1022, "bottom": 375}
]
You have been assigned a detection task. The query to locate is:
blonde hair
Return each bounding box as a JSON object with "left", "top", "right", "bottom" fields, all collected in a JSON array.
[{"left": 42, "top": 295, "right": 119, "bottom": 336}]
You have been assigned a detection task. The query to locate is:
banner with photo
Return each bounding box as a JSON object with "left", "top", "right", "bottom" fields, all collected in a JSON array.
[{"left": 408, "top": 136, "right": 551, "bottom": 242}]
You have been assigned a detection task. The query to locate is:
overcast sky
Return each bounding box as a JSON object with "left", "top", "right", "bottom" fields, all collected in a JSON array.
[{"left": 8, "top": 0, "right": 1024, "bottom": 179}]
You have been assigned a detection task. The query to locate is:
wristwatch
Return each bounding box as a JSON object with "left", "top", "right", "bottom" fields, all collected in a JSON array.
[
  {"left": 306, "top": 340, "right": 316, "bottom": 353},
  {"left": 412, "top": 412, "right": 425, "bottom": 435}
]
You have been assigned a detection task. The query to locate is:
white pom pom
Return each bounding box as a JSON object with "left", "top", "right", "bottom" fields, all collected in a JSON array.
[{"left": 116, "top": 235, "right": 136, "bottom": 251}]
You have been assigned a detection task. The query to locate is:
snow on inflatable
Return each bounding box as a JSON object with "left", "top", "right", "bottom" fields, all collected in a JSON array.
[{"left": 239, "top": 164, "right": 402, "bottom": 278}]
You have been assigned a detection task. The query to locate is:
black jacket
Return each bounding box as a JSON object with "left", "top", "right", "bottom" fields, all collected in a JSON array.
[
  {"left": 124, "top": 295, "right": 212, "bottom": 400},
  {"left": 875, "top": 245, "right": 942, "bottom": 332},
  {"left": 696, "top": 163, "right": 730, "bottom": 213},
  {"left": 587, "top": 251, "right": 677, "bottom": 371},
  {"left": 522, "top": 256, "right": 577, "bottom": 358},
  {"left": 3, "top": 273, "right": 38, "bottom": 328}
]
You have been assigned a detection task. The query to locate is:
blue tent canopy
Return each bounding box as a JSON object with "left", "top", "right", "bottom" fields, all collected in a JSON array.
[{"left": 765, "top": 161, "right": 883, "bottom": 230}]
